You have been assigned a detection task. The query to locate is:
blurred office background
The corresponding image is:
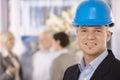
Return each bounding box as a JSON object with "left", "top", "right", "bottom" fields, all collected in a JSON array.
[{"left": 0, "top": 0, "right": 120, "bottom": 59}]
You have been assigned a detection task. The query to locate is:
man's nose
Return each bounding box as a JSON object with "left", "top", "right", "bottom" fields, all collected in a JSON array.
[{"left": 87, "top": 32, "right": 95, "bottom": 40}]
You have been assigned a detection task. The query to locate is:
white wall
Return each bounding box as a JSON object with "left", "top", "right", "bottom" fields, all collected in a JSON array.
[
  {"left": 0, "top": 0, "right": 8, "bottom": 32},
  {"left": 9, "top": 0, "right": 25, "bottom": 58},
  {"left": 112, "top": 0, "right": 120, "bottom": 60},
  {"left": 0, "top": 0, "right": 2, "bottom": 32}
]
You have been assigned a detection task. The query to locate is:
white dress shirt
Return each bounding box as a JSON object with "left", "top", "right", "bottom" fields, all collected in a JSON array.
[{"left": 32, "top": 49, "right": 54, "bottom": 80}]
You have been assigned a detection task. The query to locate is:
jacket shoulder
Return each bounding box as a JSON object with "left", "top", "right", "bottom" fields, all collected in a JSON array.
[
  {"left": 63, "top": 64, "right": 80, "bottom": 80},
  {"left": 111, "top": 58, "right": 120, "bottom": 70}
]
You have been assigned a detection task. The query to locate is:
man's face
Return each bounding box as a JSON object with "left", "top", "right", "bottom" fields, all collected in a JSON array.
[
  {"left": 52, "top": 38, "right": 60, "bottom": 51},
  {"left": 76, "top": 26, "right": 111, "bottom": 57},
  {"left": 39, "top": 32, "right": 52, "bottom": 50}
]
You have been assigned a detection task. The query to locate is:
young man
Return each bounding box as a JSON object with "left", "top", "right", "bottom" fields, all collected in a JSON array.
[
  {"left": 50, "top": 32, "right": 76, "bottom": 80},
  {"left": 63, "top": 0, "right": 120, "bottom": 80}
]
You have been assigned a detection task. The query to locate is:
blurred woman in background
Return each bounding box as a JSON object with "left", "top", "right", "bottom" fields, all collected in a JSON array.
[{"left": 0, "top": 31, "right": 23, "bottom": 80}]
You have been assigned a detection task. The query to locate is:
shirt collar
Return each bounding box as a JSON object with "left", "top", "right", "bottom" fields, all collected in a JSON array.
[
  {"left": 79, "top": 57, "right": 86, "bottom": 71},
  {"left": 53, "top": 48, "right": 68, "bottom": 54},
  {"left": 54, "top": 48, "right": 68, "bottom": 57},
  {"left": 90, "top": 49, "right": 108, "bottom": 71},
  {"left": 79, "top": 49, "right": 108, "bottom": 71}
]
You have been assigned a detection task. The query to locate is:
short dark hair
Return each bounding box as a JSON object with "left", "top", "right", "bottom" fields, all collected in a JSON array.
[{"left": 53, "top": 32, "right": 70, "bottom": 48}]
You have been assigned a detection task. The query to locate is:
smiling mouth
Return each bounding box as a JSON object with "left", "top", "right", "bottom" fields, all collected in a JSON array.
[{"left": 85, "top": 43, "right": 97, "bottom": 46}]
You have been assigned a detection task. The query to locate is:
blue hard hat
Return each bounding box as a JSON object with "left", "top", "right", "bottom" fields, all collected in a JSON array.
[{"left": 73, "top": 0, "right": 114, "bottom": 27}]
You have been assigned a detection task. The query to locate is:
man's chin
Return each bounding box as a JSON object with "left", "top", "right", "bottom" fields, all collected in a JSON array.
[{"left": 83, "top": 48, "right": 97, "bottom": 54}]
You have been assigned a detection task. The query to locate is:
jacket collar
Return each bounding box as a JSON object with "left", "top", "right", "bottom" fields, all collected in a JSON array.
[
  {"left": 68, "top": 49, "right": 115, "bottom": 80},
  {"left": 90, "top": 49, "right": 115, "bottom": 80}
]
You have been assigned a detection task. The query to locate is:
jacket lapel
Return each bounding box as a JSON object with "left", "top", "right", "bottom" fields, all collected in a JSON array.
[
  {"left": 74, "top": 65, "right": 80, "bottom": 79},
  {"left": 67, "top": 64, "right": 80, "bottom": 80},
  {"left": 4, "top": 56, "right": 14, "bottom": 67},
  {"left": 90, "top": 49, "right": 115, "bottom": 80}
]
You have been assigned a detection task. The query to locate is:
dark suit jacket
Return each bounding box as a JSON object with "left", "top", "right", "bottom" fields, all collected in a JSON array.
[
  {"left": 0, "top": 53, "right": 23, "bottom": 80},
  {"left": 63, "top": 49, "right": 120, "bottom": 80}
]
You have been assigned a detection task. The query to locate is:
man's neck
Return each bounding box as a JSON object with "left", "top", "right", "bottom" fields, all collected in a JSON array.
[
  {"left": 41, "top": 48, "right": 50, "bottom": 53},
  {"left": 83, "top": 49, "right": 107, "bottom": 65},
  {"left": 84, "top": 54, "right": 101, "bottom": 65},
  {"left": 55, "top": 46, "right": 63, "bottom": 52}
]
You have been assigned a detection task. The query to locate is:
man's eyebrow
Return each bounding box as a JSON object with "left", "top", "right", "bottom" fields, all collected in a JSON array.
[
  {"left": 95, "top": 27, "right": 103, "bottom": 29},
  {"left": 79, "top": 27, "right": 87, "bottom": 29}
]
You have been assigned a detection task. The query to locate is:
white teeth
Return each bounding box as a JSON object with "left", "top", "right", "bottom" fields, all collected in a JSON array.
[{"left": 85, "top": 43, "right": 97, "bottom": 45}]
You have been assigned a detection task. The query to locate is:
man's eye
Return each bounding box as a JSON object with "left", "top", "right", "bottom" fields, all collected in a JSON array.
[
  {"left": 96, "top": 30, "right": 101, "bottom": 32},
  {"left": 81, "top": 30, "right": 87, "bottom": 32}
]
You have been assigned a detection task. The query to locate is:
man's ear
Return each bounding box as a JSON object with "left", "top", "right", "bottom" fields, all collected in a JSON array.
[
  {"left": 57, "top": 40, "right": 61, "bottom": 46},
  {"left": 107, "top": 31, "right": 112, "bottom": 41}
]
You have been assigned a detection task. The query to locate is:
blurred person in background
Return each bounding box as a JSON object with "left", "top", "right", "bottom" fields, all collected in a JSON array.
[
  {"left": 21, "top": 36, "right": 38, "bottom": 80},
  {"left": 0, "top": 31, "right": 23, "bottom": 80},
  {"left": 63, "top": 0, "right": 120, "bottom": 80},
  {"left": 32, "top": 30, "right": 53, "bottom": 80},
  {"left": 50, "top": 31, "right": 77, "bottom": 80}
]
